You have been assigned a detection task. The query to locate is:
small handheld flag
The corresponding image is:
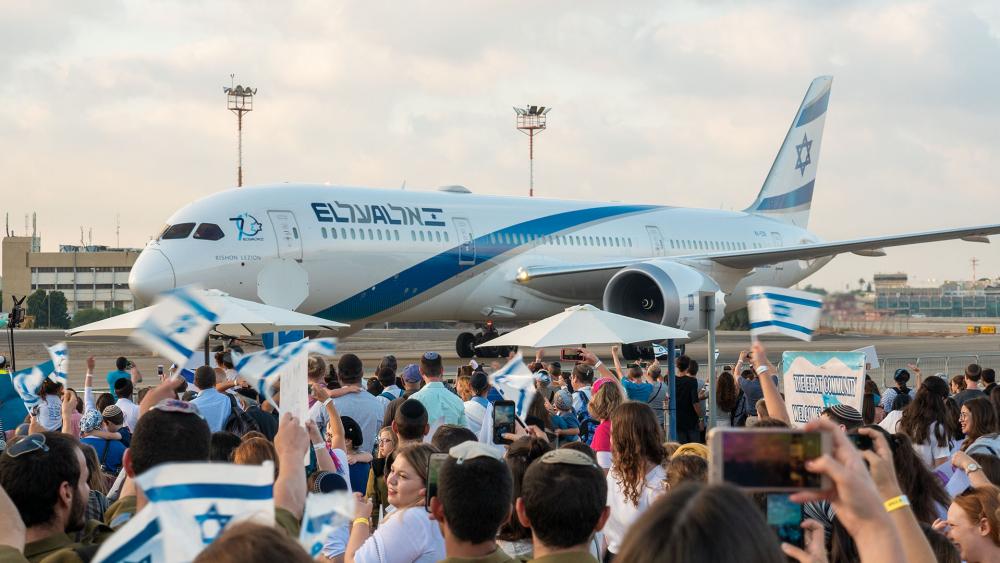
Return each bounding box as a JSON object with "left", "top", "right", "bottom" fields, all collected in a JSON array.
[
  {"left": 747, "top": 286, "right": 824, "bottom": 342},
  {"left": 12, "top": 360, "right": 54, "bottom": 409},
  {"left": 488, "top": 353, "right": 536, "bottom": 420},
  {"left": 232, "top": 338, "right": 337, "bottom": 410},
  {"left": 299, "top": 492, "right": 354, "bottom": 558},
  {"left": 46, "top": 342, "right": 69, "bottom": 387},
  {"left": 131, "top": 286, "right": 219, "bottom": 367}
]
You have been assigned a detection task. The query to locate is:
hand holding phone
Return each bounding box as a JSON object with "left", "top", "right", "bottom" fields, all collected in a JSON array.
[
  {"left": 493, "top": 400, "right": 517, "bottom": 445},
  {"left": 709, "top": 427, "right": 831, "bottom": 492},
  {"left": 560, "top": 348, "right": 583, "bottom": 362},
  {"left": 766, "top": 494, "right": 804, "bottom": 549},
  {"left": 425, "top": 453, "right": 448, "bottom": 511}
]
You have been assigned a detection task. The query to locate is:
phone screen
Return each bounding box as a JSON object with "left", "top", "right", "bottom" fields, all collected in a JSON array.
[
  {"left": 767, "top": 494, "right": 804, "bottom": 548},
  {"left": 493, "top": 401, "right": 516, "bottom": 444},
  {"left": 560, "top": 348, "right": 582, "bottom": 362},
  {"left": 720, "top": 430, "right": 825, "bottom": 490},
  {"left": 425, "top": 453, "right": 448, "bottom": 511}
]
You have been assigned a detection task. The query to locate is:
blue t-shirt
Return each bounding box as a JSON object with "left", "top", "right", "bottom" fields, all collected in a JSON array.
[
  {"left": 622, "top": 378, "right": 653, "bottom": 402},
  {"left": 82, "top": 436, "right": 126, "bottom": 474},
  {"left": 106, "top": 370, "right": 130, "bottom": 399},
  {"left": 552, "top": 413, "right": 581, "bottom": 442},
  {"left": 116, "top": 427, "right": 132, "bottom": 448}
]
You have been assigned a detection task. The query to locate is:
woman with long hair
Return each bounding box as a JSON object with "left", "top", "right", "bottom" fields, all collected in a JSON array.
[
  {"left": 366, "top": 426, "right": 397, "bottom": 528},
  {"left": 588, "top": 381, "right": 624, "bottom": 471},
  {"left": 937, "top": 486, "right": 1000, "bottom": 563},
  {"left": 604, "top": 402, "right": 667, "bottom": 559},
  {"left": 944, "top": 397, "right": 964, "bottom": 442},
  {"left": 497, "top": 437, "right": 552, "bottom": 560},
  {"left": 864, "top": 425, "right": 950, "bottom": 524},
  {"left": 715, "top": 369, "right": 739, "bottom": 427},
  {"left": 959, "top": 398, "right": 1000, "bottom": 455},
  {"left": 346, "top": 443, "right": 443, "bottom": 563},
  {"left": 881, "top": 376, "right": 954, "bottom": 467}
]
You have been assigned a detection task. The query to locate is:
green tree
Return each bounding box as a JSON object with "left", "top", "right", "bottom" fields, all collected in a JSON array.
[
  {"left": 26, "top": 290, "right": 70, "bottom": 328},
  {"left": 718, "top": 307, "right": 750, "bottom": 330}
]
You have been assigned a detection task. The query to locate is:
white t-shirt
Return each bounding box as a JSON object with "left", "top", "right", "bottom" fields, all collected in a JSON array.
[
  {"left": 878, "top": 410, "right": 952, "bottom": 467},
  {"left": 37, "top": 395, "right": 63, "bottom": 431},
  {"left": 604, "top": 463, "right": 667, "bottom": 554},
  {"left": 464, "top": 398, "right": 489, "bottom": 435},
  {"left": 116, "top": 398, "right": 140, "bottom": 431},
  {"left": 353, "top": 506, "right": 445, "bottom": 563}
]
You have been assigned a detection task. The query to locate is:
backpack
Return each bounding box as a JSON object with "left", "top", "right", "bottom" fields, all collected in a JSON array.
[
  {"left": 730, "top": 388, "right": 750, "bottom": 427},
  {"left": 891, "top": 387, "right": 912, "bottom": 411},
  {"left": 575, "top": 391, "right": 600, "bottom": 445},
  {"left": 225, "top": 394, "right": 261, "bottom": 437}
]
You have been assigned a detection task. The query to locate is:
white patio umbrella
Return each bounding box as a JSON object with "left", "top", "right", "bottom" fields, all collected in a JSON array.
[
  {"left": 476, "top": 304, "right": 688, "bottom": 348},
  {"left": 66, "top": 289, "right": 348, "bottom": 338}
]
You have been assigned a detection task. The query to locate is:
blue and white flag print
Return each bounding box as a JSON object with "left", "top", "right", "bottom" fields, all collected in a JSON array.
[
  {"left": 131, "top": 286, "right": 219, "bottom": 367},
  {"left": 232, "top": 338, "right": 337, "bottom": 410},
  {"left": 299, "top": 492, "right": 354, "bottom": 558},
  {"left": 12, "top": 360, "right": 53, "bottom": 409},
  {"left": 136, "top": 461, "right": 275, "bottom": 554},
  {"left": 93, "top": 505, "right": 184, "bottom": 563},
  {"left": 46, "top": 342, "right": 69, "bottom": 386},
  {"left": 747, "top": 286, "right": 824, "bottom": 342},
  {"left": 488, "top": 353, "right": 536, "bottom": 420}
]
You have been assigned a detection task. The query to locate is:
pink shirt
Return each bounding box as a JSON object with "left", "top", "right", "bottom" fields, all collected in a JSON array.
[{"left": 592, "top": 420, "right": 612, "bottom": 452}]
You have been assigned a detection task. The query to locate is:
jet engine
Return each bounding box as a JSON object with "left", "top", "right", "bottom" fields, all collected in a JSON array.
[{"left": 602, "top": 261, "right": 726, "bottom": 334}]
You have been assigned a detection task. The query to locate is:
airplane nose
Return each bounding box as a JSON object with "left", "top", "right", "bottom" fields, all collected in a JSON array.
[{"left": 129, "top": 248, "right": 176, "bottom": 305}]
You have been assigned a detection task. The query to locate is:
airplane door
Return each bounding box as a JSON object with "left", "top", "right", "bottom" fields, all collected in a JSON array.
[
  {"left": 646, "top": 226, "right": 666, "bottom": 257},
  {"left": 771, "top": 232, "right": 784, "bottom": 271},
  {"left": 454, "top": 217, "right": 475, "bottom": 266},
  {"left": 268, "top": 210, "right": 303, "bottom": 261}
]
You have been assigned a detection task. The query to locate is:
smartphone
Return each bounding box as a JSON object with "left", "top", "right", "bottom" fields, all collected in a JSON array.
[
  {"left": 560, "top": 348, "right": 583, "bottom": 362},
  {"left": 767, "top": 494, "right": 805, "bottom": 548},
  {"left": 157, "top": 365, "right": 164, "bottom": 376},
  {"left": 126, "top": 360, "right": 135, "bottom": 370},
  {"left": 847, "top": 432, "right": 874, "bottom": 451},
  {"left": 708, "top": 428, "right": 831, "bottom": 492},
  {"left": 425, "top": 453, "right": 448, "bottom": 511},
  {"left": 493, "top": 400, "right": 517, "bottom": 445}
]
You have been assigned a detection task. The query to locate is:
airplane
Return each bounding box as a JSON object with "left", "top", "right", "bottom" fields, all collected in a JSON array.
[{"left": 129, "top": 76, "right": 1000, "bottom": 358}]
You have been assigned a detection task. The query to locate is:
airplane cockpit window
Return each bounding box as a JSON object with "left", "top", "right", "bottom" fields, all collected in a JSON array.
[
  {"left": 193, "top": 223, "right": 225, "bottom": 241},
  {"left": 160, "top": 223, "right": 196, "bottom": 240}
]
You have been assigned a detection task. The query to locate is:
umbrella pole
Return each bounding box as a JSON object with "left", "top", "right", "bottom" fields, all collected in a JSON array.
[
  {"left": 204, "top": 335, "right": 210, "bottom": 366},
  {"left": 667, "top": 339, "right": 677, "bottom": 441}
]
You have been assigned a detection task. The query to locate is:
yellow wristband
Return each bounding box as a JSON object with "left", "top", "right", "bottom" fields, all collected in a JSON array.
[
  {"left": 353, "top": 517, "right": 369, "bottom": 526},
  {"left": 884, "top": 495, "right": 910, "bottom": 513}
]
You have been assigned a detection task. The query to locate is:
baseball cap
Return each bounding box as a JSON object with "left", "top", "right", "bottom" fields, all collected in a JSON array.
[
  {"left": 449, "top": 440, "right": 502, "bottom": 463},
  {"left": 80, "top": 410, "right": 103, "bottom": 433},
  {"left": 534, "top": 370, "right": 551, "bottom": 386},
  {"left": 402, "top": 364, "right": 422, "bottom": 383}
]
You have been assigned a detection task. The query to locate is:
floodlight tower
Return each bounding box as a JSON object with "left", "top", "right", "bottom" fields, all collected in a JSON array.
[
  {"left": 514, "top": 105, "right": 551, "bottom": 197},
  {"left": 224, "top": 77, "right": 257, "bottom": 187}
]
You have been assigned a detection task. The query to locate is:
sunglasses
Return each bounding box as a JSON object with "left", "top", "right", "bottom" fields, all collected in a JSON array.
[{"left": 5, "top": 433, "right": 49, "bottom": 458}]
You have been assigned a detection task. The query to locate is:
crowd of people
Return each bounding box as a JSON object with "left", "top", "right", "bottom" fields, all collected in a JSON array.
[{"left": 1, "top": 340, "right": 1000, "bottom": 562}]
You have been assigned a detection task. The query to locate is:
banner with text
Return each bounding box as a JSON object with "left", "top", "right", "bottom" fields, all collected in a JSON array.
[{"left": 781, "top": 351, "right": 865, "bottom": 427}]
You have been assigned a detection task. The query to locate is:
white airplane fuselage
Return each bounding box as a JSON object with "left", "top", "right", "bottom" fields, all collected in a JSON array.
[{"left": 129, "top": 184, "right": 832, "bottom": 329}]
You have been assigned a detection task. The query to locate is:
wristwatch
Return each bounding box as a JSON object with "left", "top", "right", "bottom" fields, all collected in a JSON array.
[{"left": 966, "top": 462, "right": 981, "bottom": 474}]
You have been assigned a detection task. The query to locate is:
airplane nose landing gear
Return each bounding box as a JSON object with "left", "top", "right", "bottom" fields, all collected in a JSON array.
[{"left": 456, "top": 321, "right": 517, "bottom": 358}]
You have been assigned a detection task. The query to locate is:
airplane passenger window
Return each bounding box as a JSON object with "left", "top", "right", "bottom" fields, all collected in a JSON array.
[
  {"left": 161, "top": 223, "right": 196, "bottom": 240},
  {"left": 489, "top": 234, "right": 496, "bottom": 244},
  {"left": 377, "top": 230, "right": 383, "bottom": 241},
  {"left": 443, "top": 232, "right": 449, "bottom": 242},
  {"left": 360, "top": 229, "right": 366, "bottom": 240},
  {"left": 341, "top": 228, "right": 347, "bottom": 239},
  {"left": 192, "top": 223, "right": 225, "bottom": 241},
  {"left": 350, "top": 229, "right": 356, "bottom": 240},
  {"left": 419, "top": 231, "right": 425, "bottom": 242},
  {"left": 435, "top": 231, "right": 441, "bottom": 242},
  {"left": 411, "top": 231, "right": 416, "bottom": 241},
  {"left": 368, "top": 229, "right": 374, "bottom": 240},
  {"left": 331, "top": 228, "right": 338, "bottom": 240},
  {"left": 321, "top": 228, "right": 328, "bottom": 239}
]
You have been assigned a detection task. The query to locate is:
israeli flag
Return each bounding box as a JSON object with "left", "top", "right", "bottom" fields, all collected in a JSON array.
[
  {"left": 136, "top": 461, "right": 275, "bottom": 553},
  {"left": 46, "top": 342, "right": 69, "bottom": 387},
  {"left": 488, "top": 353, "right": 536, "bottom": 420},
  {"left": 232, "top": 338, "right": 337, "bottom": 410},
  {"left": 93, "top": 506, "right": 186, "bottom": 563},
  {"left": 299, "top": 492, "right": 354, "bottom": 558},
  {"left": 12, "top": 360, "right": 53, "bottom": 409},
  {"left": 747, "top": 286, "right": 824, "bottom": 342},
  {"left": 131, "top": 286, "right": 219, "bottom": 367}
]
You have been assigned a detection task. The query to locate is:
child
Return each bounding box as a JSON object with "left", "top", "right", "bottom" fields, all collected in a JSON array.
[{"left": 551, "top": 390, "right": 581, "bottom": 443}]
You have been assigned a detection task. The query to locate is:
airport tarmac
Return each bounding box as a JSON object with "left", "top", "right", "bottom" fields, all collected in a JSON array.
[{"left": 4, "top": 328, "right": 1000, "bottom": 390}]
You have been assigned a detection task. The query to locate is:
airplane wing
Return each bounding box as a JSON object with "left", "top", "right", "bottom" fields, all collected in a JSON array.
[{"left": 516, "top": 223, "right": 1000, "bottom": 282}]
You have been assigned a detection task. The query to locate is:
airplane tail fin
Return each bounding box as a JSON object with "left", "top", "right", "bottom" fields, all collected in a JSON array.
[{"left": 744, "top": 76, "right": 833, "bottom": 228}]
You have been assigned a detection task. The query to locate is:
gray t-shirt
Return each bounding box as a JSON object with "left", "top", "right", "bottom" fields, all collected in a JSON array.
[
  {"left": 309, "top": 390, "right": 384, "bottom": 451},
  {"left": 954, "top": 388, "right": 987, "bottom": 409}
]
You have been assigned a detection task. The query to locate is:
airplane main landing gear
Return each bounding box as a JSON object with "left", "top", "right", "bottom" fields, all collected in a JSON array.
[{"left": 456, "top": 321, "right": 517, "bottom": 358}]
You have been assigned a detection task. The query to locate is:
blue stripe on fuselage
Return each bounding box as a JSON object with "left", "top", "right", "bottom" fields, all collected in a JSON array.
[
  {"left": 796, "top": 89, "right": 830, "bottom": 127},
  {"left": 314, "top": 204, "right": 662, "bottom": 321},
  {"left": 753, "top": 180, "right": 814, "bottom": 211}
]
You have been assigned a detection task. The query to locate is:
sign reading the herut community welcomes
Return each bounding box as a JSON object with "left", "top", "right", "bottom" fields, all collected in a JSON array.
[{"left": 782, "top": 351, "right": 865, "bottom": 427}]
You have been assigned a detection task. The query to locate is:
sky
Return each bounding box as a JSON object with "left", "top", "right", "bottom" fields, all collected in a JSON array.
[{"left": 2, "top": 0, "right": 999, "bottom": 292}]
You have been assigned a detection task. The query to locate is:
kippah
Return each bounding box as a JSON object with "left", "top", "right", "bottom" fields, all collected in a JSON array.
[
  {"left": 399, "top": 399, "right": 426, "bottom": 418},
  {"left": 539, "top": 449, "right": 597, "bottom": 467},
  {"left": 828, "top": 404, "right": 863, "bottom": 424},
  {"left": 102, "top": 405, "right": 123, "bottom": 418}
]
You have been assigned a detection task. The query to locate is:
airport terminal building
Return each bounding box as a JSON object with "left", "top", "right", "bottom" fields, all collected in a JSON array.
[
  {"left": 874, "top": 273, "right": 1000, "bottom": 317},
  {"left": 1, "top": 236, "right": 141, "bottom": 315}
]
